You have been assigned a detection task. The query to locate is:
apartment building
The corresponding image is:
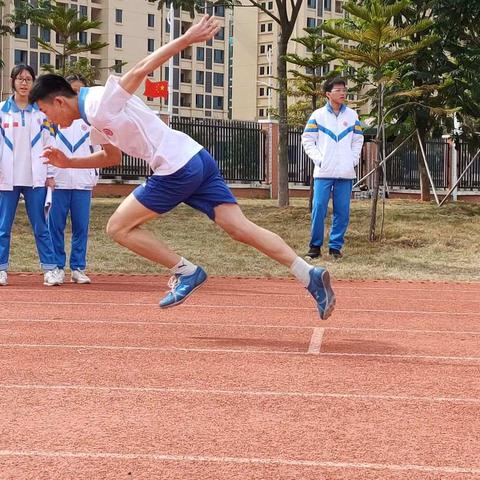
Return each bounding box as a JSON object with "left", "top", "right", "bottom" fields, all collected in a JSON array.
[
  {"left": 231, "top": 0, "right": 346, "bottom": 121},
  {"left": 0, "top": 0, "right": 231, "bottom": 118}
]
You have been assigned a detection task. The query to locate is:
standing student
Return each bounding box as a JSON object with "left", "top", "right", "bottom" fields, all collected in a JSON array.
[
  {"left": 0, "top": 64, "right": 63, "bottom": 286},
  {"left": 302, "top": 77, "right": 364, "bottom": 260},
  {"left": 49, "top": 74, "right": 99, "bottom": 284},
  {"left": 31, "top": 16, "right": 336, "bottom": 319}
]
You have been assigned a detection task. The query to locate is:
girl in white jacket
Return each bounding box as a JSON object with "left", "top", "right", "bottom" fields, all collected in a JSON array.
[
  {"left": 49, "top": 75, "right": 99, "bottom": 284},
  {"left": 0, "top": 64, "right": 62, "bottom": 286}
]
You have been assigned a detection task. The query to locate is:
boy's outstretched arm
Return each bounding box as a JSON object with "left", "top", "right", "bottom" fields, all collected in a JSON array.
[
  {"left": 120, "top": 15, "right": 219, "bottom": 95},
  {"left": 42, "top": 144, "right": 122, "bottom": 169}
]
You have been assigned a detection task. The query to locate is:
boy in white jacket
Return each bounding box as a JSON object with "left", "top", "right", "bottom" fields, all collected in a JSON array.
[
  {"left": 49, "top": 75, "right": 99, "bottom": 284},
  {"left": 302, "top": 77, "right": 364, "bottom": 259}
]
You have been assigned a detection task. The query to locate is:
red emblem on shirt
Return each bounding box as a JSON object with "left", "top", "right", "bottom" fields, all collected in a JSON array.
[
  {"left": 13, "top": 122, "right": 19, "bottom": 127},
  {"left": 343, "top": 121, "right": 348, "bottom": 126},
  {"left": 102, "top": 128, "right": 113, "bottom": 137},
  {"left": 3, "top": 123, "right": 9, "bottom": 128},
  {"left": 81, "top": 124, "right": 88, "bottom": 131}
]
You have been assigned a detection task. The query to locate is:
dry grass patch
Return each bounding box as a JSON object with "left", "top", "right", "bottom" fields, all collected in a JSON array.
[{"left": 8, "top": 197, "right": 480, "bottom": 282}]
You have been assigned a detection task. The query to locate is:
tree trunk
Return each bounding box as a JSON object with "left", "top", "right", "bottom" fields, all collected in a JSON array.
[
  {"left": 277, "top": 36, "right": 289, "bottom": 207},
  {"left": 417, "top": 130, "right": 431, "bottom": 201},
  {"left": 368, "top": 88, "right": 383, "bottom": 242}
]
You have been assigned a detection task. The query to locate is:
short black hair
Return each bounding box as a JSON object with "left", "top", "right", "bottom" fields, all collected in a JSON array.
[
  {"left": 65, "top": 74, "right": 88, "bottom": 86},
  {"left": 11, "top": 64, "right": 35, "bottom": 92},
  {"left": 29, "top": 74, "right": 77, "bottom": 104},
  {"left": 323, "top": 76, "right": 346, "bottom": 93}
]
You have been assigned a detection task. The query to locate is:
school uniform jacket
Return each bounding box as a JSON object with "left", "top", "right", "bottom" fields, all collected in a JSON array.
[
  {"left": 301, "top": 103, "right": 364, "bottom": 180},
  {"left": 0, "top": 96, "right": 55, "bottom": 190},
  {"left": 52, "top": 119, "right": 100, "bottom": 190}
]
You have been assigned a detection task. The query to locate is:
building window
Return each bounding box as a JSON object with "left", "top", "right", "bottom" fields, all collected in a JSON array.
[
  {"left": 261, "top": 1, "right": 273, "bottom": 10},
  {"left": 114, "top": 59, "right": 123, "bottom": 73},
  {"left": 335, "top": 0, "right": 342, "bottom": 13},
  {"left": 213, "top": 96, "right": 223, "bottom": 110},
  {"left": 259, "top": 108, "right": 265, "bottom": 117},
  {"left": 213, "top": 72, "right": 224, "bottom": 86},
  {"left": 14, "top": 49, "right": 28, "bottom": 65},
  {"left": 196, "top": 47, "right": 205, "bottom": 61},
  {"left": 79, "top": 31, "right": 87, "bottom": 44},
  {"left": 40, "top": 52, "right": 51, "bottom": 66},
  {"left": 215, "top": 27, "right": 225, "bottom": 40},
  {"left": 213, "top": 49, "right": 224, "bottom": 63},
  {"left": 260, "top": 23, "right": 273, "bottom": 33},
  {"left": 115, "top": 34, "right": 123, "bottom": 48},
  {"left": 196, "top": 70, "right": 205, "bottom": 85},
  {"left": 307, "top": 0, "right": 316, "bottom": 7},
  {"left": 214, "top": 5, "right": 225, "bottom": 16},
  {"left": 148, "top": 38, "right": 155, "bottom": 52},
  {"left": 79, "top": 5, "right": 88, "bottom": 18},
  {"left": 148, "top": 13, "right": 155, "bottom": 28},
  {"left": 115, "top": 9, "right": 123, "bottom": 23},
  {"left": 165, "top": 19, "right": 170, "bottom": 33},
  {"left": 307, "top": 17, "right": 316, "bottom": 28},
  {"left": 259, "top": 87, "right": 265, "bottom": 96},
  {"left": 259, "top": 65, "right": 270, "bottom": 76},
  {"left": 147, "top": 97, "right": 153, "bottom": 102},
  {"left": 14, "top": 23, "right": 28, "bottom": 39},
  {"left": 40, "top": 27, "right": 50, "bottom": 42},
  {"left": 324, "top": 0, "right": 332, "bottom": 10},
  {"left": 195, "top": 94, "right": 204, "bottom": 108}
]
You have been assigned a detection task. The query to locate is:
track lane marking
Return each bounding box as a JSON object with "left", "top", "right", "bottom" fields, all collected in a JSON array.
[{"left": 307, "top": 328, "right": 325, "bottom": 354}]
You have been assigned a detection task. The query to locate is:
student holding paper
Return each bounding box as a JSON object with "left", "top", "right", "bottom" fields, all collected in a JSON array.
[{"left": 0, "top": 64, "right": 62, "bottom": 286}]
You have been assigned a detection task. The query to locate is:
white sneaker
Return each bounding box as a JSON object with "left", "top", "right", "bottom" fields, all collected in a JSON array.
[
  {"left": 71, "top": 269, "right": 91, "bottom": 284},
  {"left": 0, "top": 271, "right": 7, "bottom": 286},
  {"left": 57, "top": 269, "right": 65, "bottom": 284},
  {"left": 43, "top": 268, "right": 63, "bottom": 286}
]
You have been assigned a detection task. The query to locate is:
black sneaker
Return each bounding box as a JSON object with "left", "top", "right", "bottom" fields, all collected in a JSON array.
[
  {"left": 329, "top": 248, "right": 343, "bottom": 259},
  {"left": 305, "top": 246, "right": 321, "bottom": 259}
]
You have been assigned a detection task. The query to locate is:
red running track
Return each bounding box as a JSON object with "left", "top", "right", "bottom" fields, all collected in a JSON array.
[{"left": 0, "top": 273, "right": 479, "bottom": 480}]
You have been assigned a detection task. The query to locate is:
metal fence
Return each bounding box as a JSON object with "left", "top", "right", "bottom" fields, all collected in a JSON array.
[
  {"left": 287, "top": 127, "right": 311, "bottom": 185},
  {"left": 384, "top": 138, "right": 449, "bottom": 189},
  {"left": 171, "top": 117, "right": 266, "bottom": 183},
  {"left": 458, "top": 143, "right": 480, "bottom": 190}
]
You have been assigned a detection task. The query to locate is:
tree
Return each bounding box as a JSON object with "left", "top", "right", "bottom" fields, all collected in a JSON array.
[
  {"left": 0, "top": 0, "right": 13, "bottom": 68},
  {"left": 152, "top": 0, "right": 306, "bottom": 207},
  {"left": 323, "top": 0, "right": 437, "bottom": 241},
  {"left": 11, "top": 0, "right": 107, "bottom": 76}
]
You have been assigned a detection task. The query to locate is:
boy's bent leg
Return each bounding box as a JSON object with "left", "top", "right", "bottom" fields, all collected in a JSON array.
[
  {"left": 106, "top": 193, "right": 182, "bottom": 267},
  {"left": 214, "top": 203, "right": 335, "bottom": 319},
  {"left": 106, "top": 193, "right": 207, "bottom": 307}
]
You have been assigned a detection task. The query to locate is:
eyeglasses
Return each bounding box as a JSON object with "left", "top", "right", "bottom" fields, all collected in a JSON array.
[
  {"left": 331, "top": 88, "right": 348, "bottom": 93},
  {"left": 15, "top": 77, "right": 33, "bottom": 84}
]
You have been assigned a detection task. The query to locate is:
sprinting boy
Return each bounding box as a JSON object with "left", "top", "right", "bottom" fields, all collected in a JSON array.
[{"left": 29, "top": 15, "right": 336, "bottom": 319}]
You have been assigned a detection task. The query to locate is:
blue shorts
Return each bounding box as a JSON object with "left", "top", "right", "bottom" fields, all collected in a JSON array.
[{"left": 133, "top": 149, "right": 237, "bottom": 220}]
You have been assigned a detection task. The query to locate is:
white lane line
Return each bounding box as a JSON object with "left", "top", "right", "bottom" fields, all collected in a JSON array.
[
  {"left": 0, "top": 318, "right": 480, "bottom": 336},
  {"left": 308, "top": 328, "right": 325, "bottom": 354},
  {"left": 1, "top": 383, "right": 479, "bottom": 405},
  {"left": 2, "top": 318, "right": 480, "bottom": 336},
  {"left": 1, "top": 343, "right": 479, "bottom": 362},
  {"left": 1, "top": 300, "right": 479, "bottom": 316},
  {"left": 0, "top": 450, "right": 479, "bottom": 475},
  {"left": 3, "top": 288, "right": 480, "bottom": 303},
  {"left": 3, "top": 318, "right": 480, "bottom": 336}
]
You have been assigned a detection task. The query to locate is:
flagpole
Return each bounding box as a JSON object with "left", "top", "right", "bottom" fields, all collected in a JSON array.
[{"left": 167, "top": 3, "right": 174, "bottom": 116}]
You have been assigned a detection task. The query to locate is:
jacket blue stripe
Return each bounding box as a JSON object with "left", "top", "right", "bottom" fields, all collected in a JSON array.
[
  {"left": 56, "top": 131, "right": 74, "bottom": 152},
  {"left": 317, "top": 125, "right": 337, "bottom": 141},
  {"left": 337, "top": 126, "right": 354, "bottom": 141},
  {"left": 73, "top": 132, "right": 90, "bottom": 152},
  {"left": 0, "top": 126, "right": 13, "bottom": 151},
  {"left": 31, "top": 130, "right": 42, "bottom": 147}
]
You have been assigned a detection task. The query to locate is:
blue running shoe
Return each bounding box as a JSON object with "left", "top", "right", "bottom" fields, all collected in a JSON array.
[
  {"left": 307, "top": 267, "right": 336, "bottom": 320},
  {"left": 159, "top": 266, "right": 208, "bottom": 308}
]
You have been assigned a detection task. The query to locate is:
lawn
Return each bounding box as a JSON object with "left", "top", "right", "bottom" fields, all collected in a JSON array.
[{"left": 8, "top": 197, "right": 480, "bottom": 282}]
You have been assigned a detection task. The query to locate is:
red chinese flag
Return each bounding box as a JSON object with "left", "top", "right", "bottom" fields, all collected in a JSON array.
[{"left": 143, "top": 79, "right": 169, "bottom": 99}]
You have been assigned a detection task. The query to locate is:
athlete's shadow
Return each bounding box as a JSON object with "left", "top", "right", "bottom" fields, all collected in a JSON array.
[{"left": 324, "top": 338, "right": 403, "bottom": 355}]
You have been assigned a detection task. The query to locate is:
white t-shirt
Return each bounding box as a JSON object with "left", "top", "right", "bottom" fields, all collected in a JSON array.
[
  {"left": 13, "top": 111, "right": 33, "bottom": 186},
  {"left": 78, "top": 75, "right": 203, "bottom": 176}
]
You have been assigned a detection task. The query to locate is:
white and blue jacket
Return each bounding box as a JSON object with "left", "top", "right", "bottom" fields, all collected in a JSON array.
[
  {"left": 301, "top": 103, "right": 364, "bottom": 179},
  {"left": 52, "top": 119, "right": 100, "bottom": 190},
  {"left": 0, "top": 96, "right": 55, "bottom": 190}
]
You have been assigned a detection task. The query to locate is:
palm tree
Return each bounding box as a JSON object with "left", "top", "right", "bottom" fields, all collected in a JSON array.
[
  {"left": 12, "top": 0, "right": 108, "bottom": 76},
  {"left": 323, "top": 0, "right": 437, "bottom": 241}
]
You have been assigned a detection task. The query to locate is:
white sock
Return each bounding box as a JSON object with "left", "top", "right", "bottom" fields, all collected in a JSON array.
[
  {"left": 290, "top": 256, "right": 313, "bottom": 288},
  {"left": 170, "top": 257, "right": 197, "bottom": 276}
]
